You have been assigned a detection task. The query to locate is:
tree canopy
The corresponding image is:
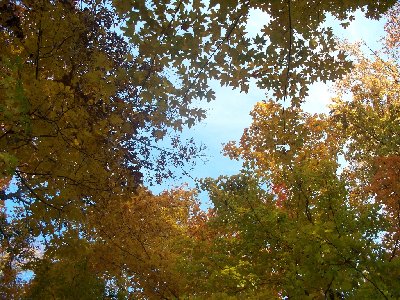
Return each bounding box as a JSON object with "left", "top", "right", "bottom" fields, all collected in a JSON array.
[{"left": 0, "top": 0, "right": 399, "bottom": 299}]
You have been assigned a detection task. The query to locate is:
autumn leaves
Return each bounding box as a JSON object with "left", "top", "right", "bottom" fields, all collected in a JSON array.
[{"left": 1, "top": 0, "right": 400, "bottom": 298}]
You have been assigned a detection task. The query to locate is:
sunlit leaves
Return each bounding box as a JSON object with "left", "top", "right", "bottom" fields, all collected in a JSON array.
[
  {"left": 182, "top": 6, "right": 400, "bottom": 297},
  {"left": 0, "top": 0, "right": 399, "bottom": 298},
  {"left": 329, "top": 8, "right": 400, "bottom": 274}
]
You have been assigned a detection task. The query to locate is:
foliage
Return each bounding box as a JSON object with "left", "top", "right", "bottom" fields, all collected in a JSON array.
[
  {"left": 184, "top": 105, "right": 387, "bottom": 298},
  {"left": 0, "top": 202, "right": 34, "bottom": 299},
  {"left": 0, "top": 0, "right": 398, "bottom": 299},
  {"left": 179, "top": 5, "right": 400, "bottom": 299},
  {"left": 115, "top": 0, "right": 394, "bottom": 104}
]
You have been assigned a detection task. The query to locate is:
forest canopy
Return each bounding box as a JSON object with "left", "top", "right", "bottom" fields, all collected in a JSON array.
[{"left": 0, "top": 0, "right": 399, "bottom": 299}]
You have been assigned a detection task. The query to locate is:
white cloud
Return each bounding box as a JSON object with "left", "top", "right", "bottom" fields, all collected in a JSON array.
[
  {"left": 302, "top": 82, "right": 333, "bottom": 114},
  {"left": 245, "top": 9, "right": 271, "bottom": 38},
  {"left": 325, "top": 10, "right": 386, "bottom": 47}
]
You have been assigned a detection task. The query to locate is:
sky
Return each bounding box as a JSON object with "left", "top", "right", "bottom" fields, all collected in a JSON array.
[
  {"left": 149, "top": 8, "right": 387, "bottom": 198},
  {"left": 5, "top": 3, "right": 390, "bottom": 283}
]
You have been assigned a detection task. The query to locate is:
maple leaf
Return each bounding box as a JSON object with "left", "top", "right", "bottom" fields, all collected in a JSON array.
[{"left": 0, "top": 0, "right": 398, "bottom": 298}]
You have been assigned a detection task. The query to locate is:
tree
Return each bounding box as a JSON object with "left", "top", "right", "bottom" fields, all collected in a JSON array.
[
  {"left": 0, "top": 0, "right": 398, "bottom": 298},
  {"left": 0, "top": 0, "right": 203, "bottom": 219},
  {"left": 183, "top": 104, "right": 384, "bottom": 298},
  {"left": 115, "top": 0, "right": 395, "bottom": 103},
  {"left": 327, "top": 4, "right": 400, "bottom": 296},
  {"left": 0, "top": 0, "right": 205, "bottom": 297},
  {"left": 0, "top": 202, "right": 34, "bottom": 299},
  {"left": 178, "top": 5, "right": 400, "bottom": 298}
]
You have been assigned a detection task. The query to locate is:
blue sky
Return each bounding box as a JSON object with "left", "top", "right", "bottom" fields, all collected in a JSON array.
[{"left": 149, "top": 9, "right": 387, "bottom": 197}]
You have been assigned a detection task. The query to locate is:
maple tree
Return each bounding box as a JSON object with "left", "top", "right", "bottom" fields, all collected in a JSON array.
[
  {"left": 23, "top": 188, "right": 201, "bottom": 299},
  {"left": 182, "top": 105, "right": 380, "bottom": 298},
  {"left": 178, "top": 5, "right": 400, "bottom": 299},
  {"left": 0, "top": 0, "right": 398, "bottom": 298},
  {"left": 0, "top": 0, "right": 203, "bottom": 297}
]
